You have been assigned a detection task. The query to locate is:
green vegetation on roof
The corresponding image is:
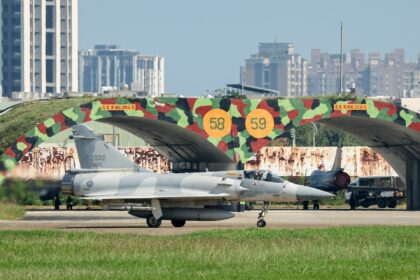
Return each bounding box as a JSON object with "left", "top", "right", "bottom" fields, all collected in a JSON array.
[
  {"left": 0, "top": 96, "right": 366, "bottom": 156},
  {"left": 0, "top": 98, "right": 95, "bottom": 155}
]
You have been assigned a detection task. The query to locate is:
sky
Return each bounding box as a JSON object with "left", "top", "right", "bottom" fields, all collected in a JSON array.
[{"left": 79, "top": 0, "right": 420, "bottom": 96}]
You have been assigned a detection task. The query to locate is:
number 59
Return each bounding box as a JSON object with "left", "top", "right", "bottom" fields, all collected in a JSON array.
[{"left": 250, "top": 118, "right": 266, "bottom": 130}]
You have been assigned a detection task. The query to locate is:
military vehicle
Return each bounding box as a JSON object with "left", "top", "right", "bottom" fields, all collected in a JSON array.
[{"left": 345, "top": 176, "right": 405, "bottom": 209}]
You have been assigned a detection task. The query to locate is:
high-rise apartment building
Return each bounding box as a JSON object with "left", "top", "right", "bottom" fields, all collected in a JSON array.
[
  {"left": 308, "top": 49, "right": 368, "bottom": 96},
  {"left": 1, "top": 0, "right": 78, "bottom": 98},
  {"left": 240, "top": 42, "right": 307, "bottom": 97},
  {"left": 79, "top": 45, "right": 164, "bottom": 97},
  {"left": 418, "top": 54, "right": 420, "bottom": 70},
  {"left": 368, "top": 50, "right": 418, "bottom": 97},
  {"left": 308, "top": 48, "right": 420, "bottom": 97}
]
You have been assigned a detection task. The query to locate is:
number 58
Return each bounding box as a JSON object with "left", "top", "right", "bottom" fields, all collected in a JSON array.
[{"left": 210, "top": 117, "right": 225, "bottom": 130}]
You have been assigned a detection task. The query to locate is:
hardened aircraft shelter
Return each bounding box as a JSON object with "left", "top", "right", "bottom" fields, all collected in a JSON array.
[{"left": 1, "top": 97, "right": 419, "bottom": 209}]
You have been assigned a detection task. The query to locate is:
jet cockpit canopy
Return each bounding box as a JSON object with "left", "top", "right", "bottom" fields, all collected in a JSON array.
[{"left": 244, "top": 170, "right": 285, "bottom": 183}]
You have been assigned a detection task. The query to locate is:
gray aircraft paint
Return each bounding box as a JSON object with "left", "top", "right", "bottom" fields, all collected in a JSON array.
[
  {"left": 71, "top": 125, "right": 146, "bottom": 171},
  {"left": 63, "top": 124, "right": 334, "bottom": 225}
]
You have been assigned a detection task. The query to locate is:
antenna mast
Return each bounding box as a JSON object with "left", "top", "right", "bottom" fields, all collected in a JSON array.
[{"left": 339, "top": 20, "right": 344, "bottom": 94}]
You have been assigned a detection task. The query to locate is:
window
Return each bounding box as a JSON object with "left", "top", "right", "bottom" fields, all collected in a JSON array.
[
  {"left": 264, "top": 70, "right": 270, "bottom": 83},
  {"left": 46, "top": 32, "right": 53, "bottom": 55},
  {"left": 12, "top": 4, "right": 20, "bottom": 13},
  {"left": 46, "top": 59, "right": 54, "bottom": 83},
  {"left": 46, "top": 5, "right": 54, "bottom": 28}
]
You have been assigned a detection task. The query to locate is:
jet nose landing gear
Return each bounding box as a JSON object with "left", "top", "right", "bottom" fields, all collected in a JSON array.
[
  {"left": 257, "top": 219, "right": 266, "bottom": 227},
  {"left": 257, "top": 202, "right": 271, "bottom": 228}
]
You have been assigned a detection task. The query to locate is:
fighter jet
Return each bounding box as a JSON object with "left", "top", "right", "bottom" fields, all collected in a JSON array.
[
  {"left": 305, "top": 139, "right": 350, "bottom": 209},
  {"left": 59, "top": 125, "right": 334, "bottom": 228}
]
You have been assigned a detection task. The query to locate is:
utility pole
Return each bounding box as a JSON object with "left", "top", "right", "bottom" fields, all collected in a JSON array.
[
  {"left": 112, "top": 125, "right": 116, "bottom": 146},
  {"left": 312, "top": 123, "right": 318, "bottom": 147},
  {"left": 339, "top": 19, "right": 344, "bottom": 94},
  {"left": 290, "top": 128, "right": 296, "bottom": 147}
]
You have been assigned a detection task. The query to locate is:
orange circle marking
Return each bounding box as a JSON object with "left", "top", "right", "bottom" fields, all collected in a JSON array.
[
  {"left": 245, "top": 109, "right": 274, "bottom": 138},
  {"left": 203, "top": 109, "right": 232, "bottom": 138}
]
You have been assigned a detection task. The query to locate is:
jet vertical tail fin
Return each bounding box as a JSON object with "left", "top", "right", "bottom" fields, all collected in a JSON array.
[
  {"left": 71, "top": 124, "right": 143, "bottom": 171},
  {"left": 331, "top": 138, "right": 343, "bottom": 170}
]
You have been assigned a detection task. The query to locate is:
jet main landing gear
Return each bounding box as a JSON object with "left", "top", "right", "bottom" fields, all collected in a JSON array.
[
  {"left": 146, "top": 214, "right": 162, "bottom": 228},
  {"left": 257, "top": 202, "right": 271, "bottom": 228},
  {"left": 146, "top": 199, "right": 163, "bottom": 228},
  {"left": 171, "top": 220, "right": 186, "bottom": 227}
]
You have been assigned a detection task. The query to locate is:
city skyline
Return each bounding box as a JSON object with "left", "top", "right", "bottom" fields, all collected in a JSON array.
[
  {"left": 79, "top": 0, "right": 420, "bottom": 96},
  {"left": 240, "top": 43, "right": 420, "bottom": 98}
]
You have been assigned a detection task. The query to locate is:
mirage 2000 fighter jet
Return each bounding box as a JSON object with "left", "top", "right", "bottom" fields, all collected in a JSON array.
[{"left": 59, "top": 125, "right": 334, "bottom": 228}]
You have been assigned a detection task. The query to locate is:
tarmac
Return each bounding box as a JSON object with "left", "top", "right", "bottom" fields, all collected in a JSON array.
[{"left": 1, "top": 209, "right": 420, "bottom": 235}]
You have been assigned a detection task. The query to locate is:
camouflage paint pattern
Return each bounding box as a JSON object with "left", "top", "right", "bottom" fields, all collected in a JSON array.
[{"left": 1, "top": 97, "right": 419, "bottom": 182}]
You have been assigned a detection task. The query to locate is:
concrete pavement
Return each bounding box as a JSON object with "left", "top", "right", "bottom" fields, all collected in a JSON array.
[{"left": 1, "top": 209, "right": 419, "bottom": 235}]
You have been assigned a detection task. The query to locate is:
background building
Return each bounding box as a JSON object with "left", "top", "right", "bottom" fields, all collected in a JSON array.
[
  {"left": 79, "top": 45, "right": 164, "bottom": 97},
  {"left": 308, "top": 48, "right": 420, "bottom": 97},
  {"left": 308, "top": 49, "right": 368, "bottom": 96},
  {"left": 240, "top": 42, "right": 307, "bottom": 97},
  {"left": 1, "top": 0, "right": 78, "bottom": 98}
]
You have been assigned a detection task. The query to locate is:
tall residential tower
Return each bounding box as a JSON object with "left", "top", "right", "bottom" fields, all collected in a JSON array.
[
  {"left": 1, "top": 0, "right": 78, "bottom": 98},
  {"left": 240, "top": 42, "right": 307, "bottom": 97},
  {"left": 79, "top": 45, "right": 165, "bottom": 97}
]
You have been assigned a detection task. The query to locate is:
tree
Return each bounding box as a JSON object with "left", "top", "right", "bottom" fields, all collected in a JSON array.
[{"left": 290, "top": 123, "right": 362, "bottom": 147}]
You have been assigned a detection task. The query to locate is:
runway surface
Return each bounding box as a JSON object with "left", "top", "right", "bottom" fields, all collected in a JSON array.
[{"left": 1, "top": 209, "right": 420, "bottom": 235}]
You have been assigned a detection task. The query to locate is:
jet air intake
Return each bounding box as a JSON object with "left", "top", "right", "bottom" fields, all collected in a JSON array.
[{"left": 61, "top": 172, "right": 76, "bottom": 196}]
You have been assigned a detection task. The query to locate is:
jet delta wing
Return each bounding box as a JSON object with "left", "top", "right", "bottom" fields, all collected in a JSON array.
[{"left": 60, "top": 124, "right": 334, "bottom": 228}]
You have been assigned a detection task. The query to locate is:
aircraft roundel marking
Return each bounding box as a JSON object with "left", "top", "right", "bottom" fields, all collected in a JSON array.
[
  {"left": 245, "top": 109, "right": 274, "bottom": 139},
  {"left": 203, "top": 109, "right": 232, "bottom": 138}
]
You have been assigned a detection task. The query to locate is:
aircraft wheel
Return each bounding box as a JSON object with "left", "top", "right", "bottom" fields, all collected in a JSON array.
[
  {"left": 257, "top": 219, "right": 266, "bottom": 228},
  {"left": 349, "top": 198, "right": 356, "bottom": 210},
  {"left": 349, "top": 193, "right": 357, "bottom": 210},
  {"left": 387, "top": 198, "right": 397, "bottom": 209},
  {"left": 362, "top": 201, "right": 370, "bottom": 208},
  {"left": 303, "top": 201, "right": 309, "bottom": 210},
  {"left": 146, "top": 214, "right": 162, "bottom": 228},
  {"left": 171, "top": 220, "right": 186, "bottom": 227},
  {"left": 377, "top": 198, "right": 387, "bottom": 209}
]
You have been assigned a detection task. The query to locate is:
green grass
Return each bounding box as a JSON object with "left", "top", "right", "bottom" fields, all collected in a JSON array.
[
  {"left": 0, "top": 203, "right": 25, "bottom": 220},
  {"left": 0, "top": 97, "right": 95, "bottom": 155},
  {"left": 0, "top": 227, "right": 419, "bottom": 279}
]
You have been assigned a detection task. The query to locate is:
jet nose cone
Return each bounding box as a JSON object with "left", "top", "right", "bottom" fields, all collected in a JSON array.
[{"left": 296, "top": 185, "right": 335, "bottom": 201}]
